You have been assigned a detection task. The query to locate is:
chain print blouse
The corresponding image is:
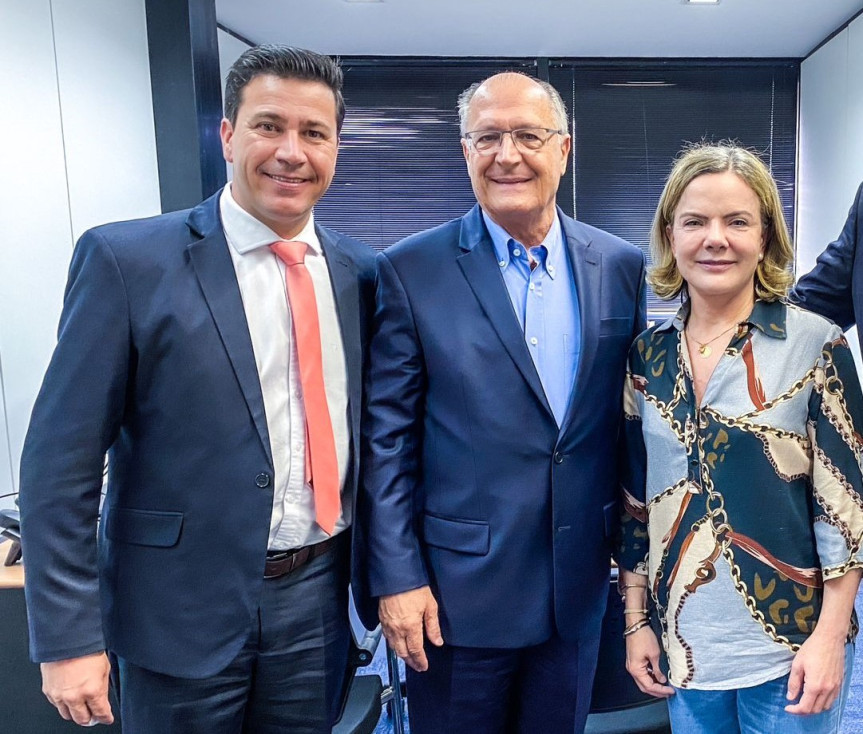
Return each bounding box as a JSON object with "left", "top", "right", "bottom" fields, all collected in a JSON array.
[{"left": 618, "top": 299, "right": 863, "bottom": 689}]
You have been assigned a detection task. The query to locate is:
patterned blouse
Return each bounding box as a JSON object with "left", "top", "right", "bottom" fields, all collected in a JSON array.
[{"left": 619, "top": 299, "right": 863, "bottom": 689}]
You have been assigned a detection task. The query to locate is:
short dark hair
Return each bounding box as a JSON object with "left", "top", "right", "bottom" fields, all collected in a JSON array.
[{"left": 224, "top": 45, "right": 345, "bottom": 132}]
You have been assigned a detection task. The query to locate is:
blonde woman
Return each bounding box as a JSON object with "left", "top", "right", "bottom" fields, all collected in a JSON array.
[{"left": 618, "top": 143, "right": 863, "bottom": 733}]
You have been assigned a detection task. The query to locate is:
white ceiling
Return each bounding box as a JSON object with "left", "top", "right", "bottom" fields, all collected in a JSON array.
[{"left": 216, "top": 0, "right": 863, "bottom": 59}]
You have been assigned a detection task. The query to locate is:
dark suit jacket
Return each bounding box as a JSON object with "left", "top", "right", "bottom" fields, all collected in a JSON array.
[
  {"left": 361, "top": 205, "right": 645, "bottom": 648},
  {"left": 794, "top": 182, "right": 863, "bottom": 334},
  {"left": 19, "top": 192, "right": 376, "bottom": 678}
]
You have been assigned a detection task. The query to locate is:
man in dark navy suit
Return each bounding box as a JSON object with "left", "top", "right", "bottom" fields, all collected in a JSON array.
[
  {"left": 19, "top": 45, "right": 375, "bottom": 733},
  {"left": 794, "top": 182, "right": 863, "bottom": 339},
  {"left": 362, "top": 72, "right": 646, "bottom": 733}
]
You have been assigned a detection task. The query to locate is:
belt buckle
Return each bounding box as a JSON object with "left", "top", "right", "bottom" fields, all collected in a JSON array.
[
  {"left": 264, "top": 549, "right": 296, "bottom": 579},
  {"left": 264, "top": 538, "right": 336, "bottom": 579}
]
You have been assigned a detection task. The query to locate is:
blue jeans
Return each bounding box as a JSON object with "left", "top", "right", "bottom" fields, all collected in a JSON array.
[{"left": 667, "top": 644, "right": 854, "bottom": 734}]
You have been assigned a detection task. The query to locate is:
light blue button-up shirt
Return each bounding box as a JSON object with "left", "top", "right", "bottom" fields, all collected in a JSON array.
[{"left": 483, "top": 211, "right": 581, "bottom": 426}]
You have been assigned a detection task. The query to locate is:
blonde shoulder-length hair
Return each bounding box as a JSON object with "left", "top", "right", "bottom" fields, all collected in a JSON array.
[{"left": 648, "top": 142, "right": 794, "bottom": 301}]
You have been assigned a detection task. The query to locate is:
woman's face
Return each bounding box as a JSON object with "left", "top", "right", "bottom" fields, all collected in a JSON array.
[{"left": 667, "top": 171, "right": 766, "bottom": 305}]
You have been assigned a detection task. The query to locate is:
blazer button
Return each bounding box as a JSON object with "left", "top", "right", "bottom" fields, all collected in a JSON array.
[
  {"left": 553, "top": 452, "right": 564, "bottom": 464},
  {"left": 255, "top": 472, "right": 271, "bottom": 488}
]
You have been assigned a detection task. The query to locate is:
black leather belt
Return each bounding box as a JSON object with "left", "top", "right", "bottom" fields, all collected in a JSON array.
[{"left": 264, "top": 535, "right": 340, "bottom": 579}]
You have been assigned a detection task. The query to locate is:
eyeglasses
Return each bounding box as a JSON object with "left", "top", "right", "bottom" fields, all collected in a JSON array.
[{"left": 462, "top": 127, "right": 565, "bottom": 155}]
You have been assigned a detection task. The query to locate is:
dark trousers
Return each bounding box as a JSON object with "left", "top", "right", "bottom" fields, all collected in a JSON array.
[
  {"left": 115, "top": 539, "right": 351, "bottom": 734},
  {"left": 406, "top": 634, "right": 600, "bottom": 734}
]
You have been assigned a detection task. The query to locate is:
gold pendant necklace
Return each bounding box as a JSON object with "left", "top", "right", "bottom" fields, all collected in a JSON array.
[{"left": 687, "top": 323, "right": 737, "bottom": 359}]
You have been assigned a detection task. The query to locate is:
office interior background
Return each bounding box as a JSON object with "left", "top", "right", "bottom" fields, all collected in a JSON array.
[
  {"left": 2, "top": 0, "right": 863, "bottom": 510},
  {"left": 0, "top": 1, "right": 862, "bottom": 729},
  {"left": 0, "top": 0, "right": 861, "bottom": 510}
]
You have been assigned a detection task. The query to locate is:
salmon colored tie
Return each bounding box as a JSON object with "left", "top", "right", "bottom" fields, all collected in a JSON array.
[{"left": 270, "top": 241, "right": 340, "bottom": 535}]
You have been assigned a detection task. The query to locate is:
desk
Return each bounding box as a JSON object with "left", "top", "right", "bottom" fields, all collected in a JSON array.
[
  {"left": 0, "top": 540, "right": 121, "bottom": 732},
  {"left": 0, "top": 557, "right": 24, "bottom": 588}
]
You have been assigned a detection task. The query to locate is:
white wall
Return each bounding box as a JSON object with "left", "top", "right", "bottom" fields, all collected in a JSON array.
[
  {"left": 798, "top": 15, "right": 863, "bottom": 275},
  {"left": 217, "top": 28, "right": 251, "bottom": 181},
  {"left": 0, "top": 0, "right": 160, "bottom": 508},
  {"left": 218, "top": 29, "right": 250, "bottom": 87},
  {"left": 798, "top": 14, "right": 863, "bottom": 363}
]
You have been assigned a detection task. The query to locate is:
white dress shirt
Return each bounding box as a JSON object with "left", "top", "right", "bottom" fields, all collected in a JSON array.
[{"left": 220, "top": 185, "right": 350, "bottom": 550}]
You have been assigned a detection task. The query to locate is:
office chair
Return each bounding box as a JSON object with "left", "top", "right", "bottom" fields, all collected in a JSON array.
[
  {"left": 381, "top": 642, "right": 407, "bottom": 734},
  {"left": 584, "top": 567, "right": 671, "bottom": 734},
  {"left": 333, "top": 624, "right": 384, "bottom": 734},
  {"left": 0, "top": 508, "right": 21, "bottom": 565},
  {"left": 334, "top": 610, "right": 407, "bottom": 734}
]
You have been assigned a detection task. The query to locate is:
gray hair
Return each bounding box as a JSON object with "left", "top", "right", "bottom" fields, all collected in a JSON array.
[{"left": 456, "top": 72, "right": 569, "bottom": 136}]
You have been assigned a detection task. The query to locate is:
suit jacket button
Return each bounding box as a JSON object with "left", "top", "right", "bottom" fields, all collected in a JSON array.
[
  {"left": 255, "top": 472, "right": 271, "bottom": 488},
  {"left": 553, "top": 451, "right": 564, "bottom": 464}
]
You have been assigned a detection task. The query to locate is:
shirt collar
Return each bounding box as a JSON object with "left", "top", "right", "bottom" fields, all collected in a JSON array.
[
  {"left": 483, "top": 210, "right": 564, "bottom": 278},
  {"left": 219, "top": 184, "right": 321, "bottom": 256},
  {"left": 747, "top": 299, "right": 787, "bottom": 339},
  {"left": 660, "top": 298, "right": 787, "bottom": 340}
]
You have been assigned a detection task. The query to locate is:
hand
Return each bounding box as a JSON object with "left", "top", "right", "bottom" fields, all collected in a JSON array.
[
  {"left": 785, "top": 632, "right": 846, "bottom": 715},
  {"left": 625, "top": 626, "right": 674, "bottom": 698},
  {"left": 379, "top": 586, "right": 444, "bottom": 672},
  {"left": 41, "top": 652, "right": 114, "bottom": 726}
]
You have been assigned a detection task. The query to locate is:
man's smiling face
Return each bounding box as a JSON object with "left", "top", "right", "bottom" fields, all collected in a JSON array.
[
  {"left": 220, "top": 74, "right": 339, "bottom": 239},
  {"left": 462, "top": 73, "right": 570, "bottom": 244}
]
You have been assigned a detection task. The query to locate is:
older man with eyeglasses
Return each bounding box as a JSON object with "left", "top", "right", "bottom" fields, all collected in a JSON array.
[{"left": 360, "top": 72, "right": 647, "bottom": 733}]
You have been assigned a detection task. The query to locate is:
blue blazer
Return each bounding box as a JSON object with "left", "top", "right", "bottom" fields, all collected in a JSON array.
[
  {"left": 361, "top": 205, "right": 646, "bottom": 648},
  {"left": 794, "top": 182, "right": 863, "bottom": 336},
  {"left": 19, "top": 193, "right": 376, "bottom": 678}
]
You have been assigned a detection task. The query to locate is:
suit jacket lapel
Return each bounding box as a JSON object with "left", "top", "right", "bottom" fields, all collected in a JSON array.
[
  {"left": 318, "top": 226, "right": 362, "bottom": 448},
  {"left": 456, "top": 206, "right": 553, "bottom": 418},
  {"left": 559, "top": 214, "right": 601, "bottom": 435},
  {"left": 186, "top": 195, "right": 273, "bottom": 467}
]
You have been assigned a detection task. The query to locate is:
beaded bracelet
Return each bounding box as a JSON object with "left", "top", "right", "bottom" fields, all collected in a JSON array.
[{"left": 623, "top": 619, "right": 650, "bottom": 637}]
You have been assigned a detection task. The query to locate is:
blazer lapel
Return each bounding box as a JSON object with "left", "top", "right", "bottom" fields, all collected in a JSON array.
[
  {"left": 456, "top": 206, "right": 553, "bottom": 417},
  {"left": 558, "top": 214, "right": 601, "bottom": 435},
  {"left": 186, "top": 197, "right": 273, "bottom": 467},
  {"left": 318, "top": 226, "right": 362, "bottom": 446}
]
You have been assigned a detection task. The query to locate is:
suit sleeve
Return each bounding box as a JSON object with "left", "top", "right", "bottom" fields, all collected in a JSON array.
[
  {"left": 793, "top": 183, "right": 863, "bottom": 330},
  {"left": 19, "top": 228, "right": 130, "bottom": 662},
  {"left": 361, "top": 252, "right": 430, "bottom": 598},
  {"left": 612, "top": 253, "right": 647, "bottom": 566},
  {"left": 634, "top": 253, "right": 648, "bottom": 338}
]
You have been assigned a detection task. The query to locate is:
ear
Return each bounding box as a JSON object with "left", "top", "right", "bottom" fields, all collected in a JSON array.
[
  {"left": 559, "top": 133, "right": 572, "bottom": 175},
  {"left": 461, "top": 138, "right": 470, "bottom": 176},
  {"left": 220, "top": 118, "right": 234, "bottom": 164}
]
